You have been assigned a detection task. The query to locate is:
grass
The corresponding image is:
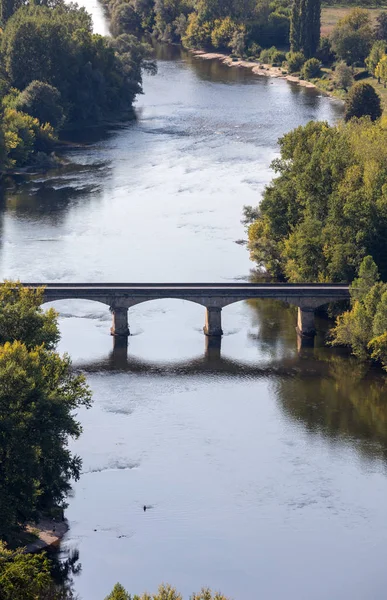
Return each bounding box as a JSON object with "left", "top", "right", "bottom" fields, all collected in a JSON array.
[{"left": 321, "top": 5, "right": 387, "bottom": 36}]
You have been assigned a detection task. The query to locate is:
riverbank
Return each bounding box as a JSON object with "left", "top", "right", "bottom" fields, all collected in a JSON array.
[
  {"left": 191, "top": 50, "right": 346, "bottom": 101},
  {"left": 25, "top": 519, "right": 69, "bottom": 553}
]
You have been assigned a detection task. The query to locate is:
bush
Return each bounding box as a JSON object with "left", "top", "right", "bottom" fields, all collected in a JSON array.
[
  {"left": 247, "top": 42, "right": 262, "bottom": 58},
  {"left": 286, "top": 51, "right": 306, "bottom": 73},
  {"left": 271, "top": 50, "right": 286, "bottom": 65},
  {"left": 259, "top": 46, "right": 277, "bottom": 64},
  {"left": 333, "top": 61, "right": 354, "bottom": 91},
  {"left": 301, "top": 57, "right": 321, "bottom": 79},
  {"left": 344, "top": 81, "right": 382, "bottom": 121},
  {"left": 15, "top": 81, "right": 64, "bottom": 130}
]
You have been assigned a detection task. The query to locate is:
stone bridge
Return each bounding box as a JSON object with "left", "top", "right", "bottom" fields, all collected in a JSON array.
[{"left": 19, "top": 282, "right": 350, "bottom": 338}]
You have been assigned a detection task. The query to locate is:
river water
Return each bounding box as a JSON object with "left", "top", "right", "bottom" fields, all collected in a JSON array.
[{"left": 2, "top": 6, "right": 387, "bottom": 599}]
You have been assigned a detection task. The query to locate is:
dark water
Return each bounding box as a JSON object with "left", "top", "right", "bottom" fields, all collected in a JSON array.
[{"left": 1, "top": 15, "right": 387, "bottom": 599}]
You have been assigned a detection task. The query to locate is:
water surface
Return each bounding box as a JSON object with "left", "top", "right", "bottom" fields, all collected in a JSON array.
[{"left": 1, "top": 24, "right": 387, "bottom": 600}]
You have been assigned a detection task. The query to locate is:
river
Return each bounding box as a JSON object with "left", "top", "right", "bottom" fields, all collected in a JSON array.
[{"left": 1, "top": 6, "right": 387, "bottom": 599}]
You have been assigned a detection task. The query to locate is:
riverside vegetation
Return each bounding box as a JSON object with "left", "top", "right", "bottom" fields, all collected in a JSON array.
[
  {"left": 0, "top": 0, "right": 156, "bottom": 174},
  {"left": 244, "top": 116, "right": 387, "bottom": 369},
  {"left": 103, "top": 0, "right": 387, "bottom": 113}
]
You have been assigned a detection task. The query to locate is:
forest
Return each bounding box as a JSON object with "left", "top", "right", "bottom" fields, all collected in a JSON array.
[{"left": 0, "top": 0, "right": 156, "bottom": 173}]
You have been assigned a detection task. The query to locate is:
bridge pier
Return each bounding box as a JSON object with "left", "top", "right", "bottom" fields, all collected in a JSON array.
[
  {"left": 297, "top": 306, "right": 316, "bottom": 337},
  {"left": 110, "top": 307, "right": 129, "bottom": 337},
  {"left": 204, "top": 306, "right": 223, "bottom": 337}
]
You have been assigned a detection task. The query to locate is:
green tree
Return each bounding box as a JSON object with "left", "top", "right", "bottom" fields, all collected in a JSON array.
[
  {"left": 244, "top": 119, "right": 387, "bottom": 282},
  {"left": 374, "top": 11, "right": 387, "bottom": 42},
  {"left": 104, "top": 584, "right": 231, "bottom": 600},
  {"left": 333, "top": 61, "right": 353, "bottom": 91},
  {"left": 0, "top": 281, "right": 59, "bottom": 349},
  {"left": 286, "top": 50, "right": 306, "bottom": 73},
  {"left": 0, "top": 542, "right": 53, "bottom": 600},
  {"left": 330, "top": 8, "right": 373, "bottom": 65},
  {"left": 344, "top": 82, "right": 382, "bottom": 122},
  {"left": 105, "top": 583, "right": 131, "bottom": 600},
  {"left": 301, "top": 57, "right": 320, "bottom": 79},
  {"left": 375, "top": 54, "right": 387, "bottom": 86},
  {"left": 15, "top": 81, "right": 65, "bottom": 130},
  {"left": 365, "top": 40, "right": 386, "bottom": 76},
  {"left": 111, "top": 3, "right": 142, "bottom": 37},
  {"left": 0, "top": 340, "right": 92, "bottom": 540},
  {"left": 290, "top": 0, "right": 320, "bottom": 59}
]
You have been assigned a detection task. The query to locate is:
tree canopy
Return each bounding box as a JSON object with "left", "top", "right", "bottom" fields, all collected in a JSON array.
[
  {"left": 244, "top": 118, "right": 387, "bottom": 282},
  {"left": 344, "top": 82, "right": 382, "bottom": 121}
]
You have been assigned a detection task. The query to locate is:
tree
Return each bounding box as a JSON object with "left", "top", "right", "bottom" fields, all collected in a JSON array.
[
  {"left": 105, "top": 583, "right": 131, "bottom": 600},
  {"left": 344, "top": 82, "right": 382, "bottom": 122},
  {"left": 0, "top": 281, "right": 59, "bottom": 349},
  {"left": 375, "top": 54, "right": 387, "bottom": 86},
  {"left": 104, "top": 583, "right": 231, "bottom": 600},
  {"left": 110, "top": 3, "right": 142, "bottom": 37},
  {"left": 290, "top": 0, "right": 320, "bottom": 59},
  {"left": 316, "top": 36, "right": 335, "bottom": 65},
  {"left": 15, "top": 81, "right": 65, "bottom": 130},
  {"left": 0, "top": 340, "right": 92, "bottom": 540},
  {"left": 330, "top": 8, "right": 373, "bottom": 65},
  {"left": 286, "top": 51, "right": 306, "bottom": 73},
  {"left": 331, "top": 257, "right": 387, "bottom": 369},
  {"left": 0, "top": 542, "right": 53, "bottom": 600},
  {"left": 301, "top": 57, "right": 320, "bottom": 79},
  {"left": 245, "top": 119, "right": 387, "bottom": 282},
  {"left": 333, "top": 61, "right": 353, "bottom": 91},
  {"left": 365, "top": 40, "right": 386, "bottom": 76},
  {"left": 374, "top": 11, "right": 387, "bottom": 41}
]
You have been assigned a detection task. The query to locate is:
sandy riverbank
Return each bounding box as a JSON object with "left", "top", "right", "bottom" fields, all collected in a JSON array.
[
  {"left": 191, "top": 50, "right": 320, "bottom": 90},
  {"left": 25, "top": 518, "right": 68, "bottom": 553}
]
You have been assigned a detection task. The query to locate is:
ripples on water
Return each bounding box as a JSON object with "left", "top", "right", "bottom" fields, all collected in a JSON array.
[{"left": 1, "top": 45, "right": 387, "bottom": 600}]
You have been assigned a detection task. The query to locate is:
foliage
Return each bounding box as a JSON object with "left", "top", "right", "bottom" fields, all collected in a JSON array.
[
  {"left": 14, "top": 81, "right": 64, "bottom": 130},
  {"left": 1, "top": 3, "right": 155, "bottom": 125},
  {"left": 111, "top": 3, "right": 142, "bottom": 37},
  {"left": 0, "top": 281, "right": 59, "bottom": 349},
  {"left": 316, "top": 36, "right": 336, "bottom": 65},
  {"left": 0, "top": 339, "right": 92, "bottom": 540},
  {"left": 331, "top": 256, "right": 387, "bottom": 369},
  {"left": 301, "top": 57, "right": 320, "bottom": 79},
  {"left": 344, "top": 82, "right": 382, "bottom": 122},
  {"left": 333, "top": 60, "right": 353, "bottom": 90},
  {"left": 211, "top": 17, "right": 238, "bottom": 50},
  {"left": 365, "top": 40, "right": 387, "bottom": 76},
  {"left": 375, "top": 54, "right": 387, "bottom": 86},
  {"left": 330, "top": 8, "right": 373, "bottom": 65},
  {"left": 374, "top": 11, "right": 387, "bottom": 42},
  {"left": 290, "top": 0, "right": 320, "bottom": 58},
  {"left": 104, "top": 583, "right": 231, "bottom": 600},
  {"left": 1, "top": 107, "right": 56, "bottom": 167},
  {"left": 0, "top": 542, "right": 53, "bottom": 600},
  {"left": 244, "top": 119, "right": 387, "bottom": 282},
  {"left": 286, "top": 50, "right": 305, "bottom": 73},
  {"left": 182, "top": 13, "right": 212, "bottom": 48}
]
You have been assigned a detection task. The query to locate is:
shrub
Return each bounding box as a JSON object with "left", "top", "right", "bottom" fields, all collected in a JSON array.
[
  {"left": 247, "top": 42, "right": 262, "bottom": 58},
  {"left": 15, "top": 81, "right": 64, "bottom": 130},
  {"left": 259, "top": 46, "right": 277, "bottom": 64},
  {"left": 301, "top": 57, "right": 321, "bottom": 79},
  {"left": 271, "top": 50, "right": 286, "bottom": 65},
  {"left": 286, "top": 51, "right": 305, "bottom": 73},
  {"left": 344, "top": 81, "right": 382, "bottom": 121},
  {"left": 333, "top": 61, "right": 354, "bottom": 91}
]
